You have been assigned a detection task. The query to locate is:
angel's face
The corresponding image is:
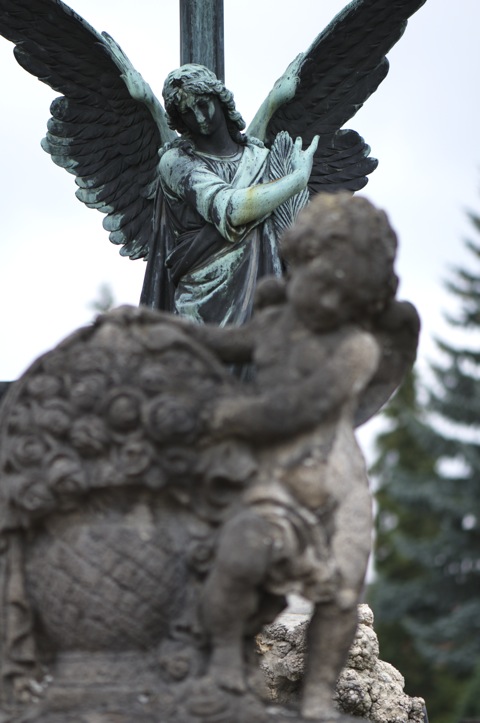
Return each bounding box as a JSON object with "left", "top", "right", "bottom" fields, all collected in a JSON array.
[{"left": 177, "top": 93, "right": 225, "bottom": 137}]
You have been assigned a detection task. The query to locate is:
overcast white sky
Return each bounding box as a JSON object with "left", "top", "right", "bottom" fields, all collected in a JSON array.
[{"left": 0, "top": 0, "right": 479, "bottom": 410}]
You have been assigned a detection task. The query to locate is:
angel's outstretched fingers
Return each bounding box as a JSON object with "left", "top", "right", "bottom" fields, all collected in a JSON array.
[
  {"left": 290, "top": 136, "right": 303, "bottom": 165},
  {"left": 306, "top": 135, "right": 320, "bottom": 156}
]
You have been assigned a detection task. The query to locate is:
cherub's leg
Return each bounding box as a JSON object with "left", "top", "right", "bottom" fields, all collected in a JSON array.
[
  {"left": 201, "top": 510, "right": 273, "bottom": 692},
  {"left": 302, "top": 466, "right": 372, "bottom": 718},
  {"left": 301, "top": 600, "right": 358, "bottom": 719}
]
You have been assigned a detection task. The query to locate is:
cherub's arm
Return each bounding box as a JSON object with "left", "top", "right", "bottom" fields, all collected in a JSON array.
[
  {"left": 154, "top": 310, "right": 257, "bottom": 364},
  {"left": 355, "top": 300, "right": 420, "bottom": 427},
  {"left": 103, "top": 305, "right": 257, "bottom": 365},
  {"left": 186, "top": 321, "right": 256, "bottom": 365},
  {"left": 210, "top": 330, "right": 380, "bottom": 441}
]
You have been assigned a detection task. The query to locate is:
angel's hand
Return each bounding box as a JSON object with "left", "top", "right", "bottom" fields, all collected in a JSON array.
[
  {"left": 291, "top": 135, "right": 319, "bottom": 184},
  {"left": 271, "top": 53, "right": 305, "bottom": 107},
  {"left": 102, "top": 32, "right": 154, "bottom": 105}
]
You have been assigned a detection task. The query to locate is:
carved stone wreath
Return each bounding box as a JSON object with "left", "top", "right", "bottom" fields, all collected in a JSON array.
[{"left": 0, "top": 306, "right": 266, "bottom": 722}]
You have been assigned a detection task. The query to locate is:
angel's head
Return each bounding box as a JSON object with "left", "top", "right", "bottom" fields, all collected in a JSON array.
[
  {"left": 281, "top": 193, "right": 399, "bottom": 331},
  {"left": 163, "top": 64, "right": 246, "bottom": 143}
]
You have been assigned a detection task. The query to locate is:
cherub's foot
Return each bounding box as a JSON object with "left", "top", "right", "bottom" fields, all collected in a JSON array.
[
  {"left": 302, "top": 706, "right": 341, "bottom": 722},
  {"left": 301, "top": 683, "right": 340, "bottom": 720},
  {"left": 208, "top": 642, "right": 247, "bottom": 693},
  {"left": 211, "top": 664, "right": 246, "bottom": 694}
]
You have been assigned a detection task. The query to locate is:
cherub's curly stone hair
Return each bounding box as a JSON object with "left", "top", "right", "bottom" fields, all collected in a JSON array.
[
  {"left": 162, "top": 64, "right": 246, "bottom": 144},
  {"left": 281, "top": 192, "right": 399, "bottom": 319}
]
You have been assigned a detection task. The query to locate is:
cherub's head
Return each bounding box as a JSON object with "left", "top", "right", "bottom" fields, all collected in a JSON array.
[
  {"left": 162, "top": 64, "right": 246, "bottom": 143},
  {"left": 281, "top": 193, "right": 398, "bottom": 331}
]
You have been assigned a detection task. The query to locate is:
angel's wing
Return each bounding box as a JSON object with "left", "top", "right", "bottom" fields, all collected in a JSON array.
[
  {"left": 0, "top": 0, "right": 174, "bottom": 260},
  {"left": 264, "top": 0, "right": 427, "bottom": 194}
]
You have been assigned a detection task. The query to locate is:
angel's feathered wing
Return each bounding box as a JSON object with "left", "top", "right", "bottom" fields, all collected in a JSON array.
[
  {"left": 265, "top": 0, "right": 427, "bottom": 194},
  {"left": 0, "top": 0, "right": 171, "bottom": 260}
]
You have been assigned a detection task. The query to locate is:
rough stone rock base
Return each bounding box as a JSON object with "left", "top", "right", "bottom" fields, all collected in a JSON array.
[{"left": 257, "top": 603, "right": 426, "bottom": 723}]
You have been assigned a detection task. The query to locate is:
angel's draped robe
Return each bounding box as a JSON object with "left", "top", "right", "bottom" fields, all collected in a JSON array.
[{"left": 140, "top": 140, "right": 283, "bottom": 326}]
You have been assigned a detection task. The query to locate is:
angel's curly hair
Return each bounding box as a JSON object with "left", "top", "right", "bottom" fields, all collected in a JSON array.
[{"left": 162, "top": 64, "right": 246, "bottom": 143}]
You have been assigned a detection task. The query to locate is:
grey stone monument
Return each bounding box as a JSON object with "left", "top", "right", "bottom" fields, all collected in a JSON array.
[
  {"left": 0, "top": 193, "right": 420, "bottom": 721},
  {"left": 0, "top": 2, "right": 428, "bottom": 719}
]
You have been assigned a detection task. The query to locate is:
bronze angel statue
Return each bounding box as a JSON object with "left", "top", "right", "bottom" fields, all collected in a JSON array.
[{"left": 0, "top": 0, "right": 427, "bottom": 327}]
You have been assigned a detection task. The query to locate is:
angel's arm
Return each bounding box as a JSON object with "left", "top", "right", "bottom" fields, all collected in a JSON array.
[
  {"left": 261, "top": 0, "right": 427, "bottom": 194},
  {"left": 229, "top": 135, "right": 318, "bottom": 225},
  {"left": 246, "top": 53, "right": 304, "bottom": 141},
  {"left": 161, "top": 135, "right": 318, "bottom": 238}
]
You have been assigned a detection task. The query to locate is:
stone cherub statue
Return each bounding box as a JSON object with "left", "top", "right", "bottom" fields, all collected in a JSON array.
[
  {"left": 0, "top": 0, "right": 426, "bottom": 326},
  {"left": 185, "top": 192, "right": 420, "bottom": 719},
  {"left": 0, "top": 193, "right": 419, "bottom": 722}
]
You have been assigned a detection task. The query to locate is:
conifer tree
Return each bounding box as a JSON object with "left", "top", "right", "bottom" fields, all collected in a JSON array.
[
  {"left": 406, "top": 232, "right": 480, "bottom": 678},
  {"left": 369, "top": 222, "right": 480, "bottom": 720},
  {"left": 454, "top": 658, "right": 480, "bottom": 721},
  {"left": 367, "top": 371, "right": 462, "bottom": 723}
]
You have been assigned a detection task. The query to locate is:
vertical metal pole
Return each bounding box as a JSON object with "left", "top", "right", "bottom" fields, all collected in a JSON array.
[{"left": 180, "top": 0, "right": 225, "bottom": 81}]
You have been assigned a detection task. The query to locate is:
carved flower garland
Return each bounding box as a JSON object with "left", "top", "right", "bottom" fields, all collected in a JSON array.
[{"left": 0, "top": 309, "right": 233, "bottom": 532}]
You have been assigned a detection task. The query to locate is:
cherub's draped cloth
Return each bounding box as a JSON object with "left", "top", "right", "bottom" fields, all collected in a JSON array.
[{"left": 141, "top": 141, "right": 283, "bottom": 326}]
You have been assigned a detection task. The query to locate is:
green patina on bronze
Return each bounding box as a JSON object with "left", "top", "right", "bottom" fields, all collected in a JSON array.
[
  {"left": 180, "top": 0, "right": 225, "bottom": 81},
  {"left": 0, "top": 0, "right": 428, "bottom": 328}
]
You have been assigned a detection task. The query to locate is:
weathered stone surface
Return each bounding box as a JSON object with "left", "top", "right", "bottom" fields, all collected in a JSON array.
[
  {"left": 257, "top": 604, "right": 426, "bottom": 723},
  {"left": 0, "top": 194, "right": 419, "bottom": 721},
  {"left": 336, "top": 605, "right": 426, "bottom": 723}
]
